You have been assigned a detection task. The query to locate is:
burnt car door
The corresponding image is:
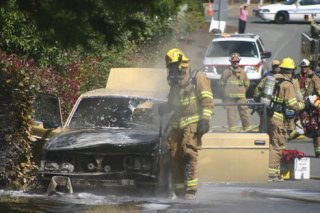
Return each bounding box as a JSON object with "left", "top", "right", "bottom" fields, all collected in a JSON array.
[{"left": 31, "top": 93, "right": 63, "bottom": 164}]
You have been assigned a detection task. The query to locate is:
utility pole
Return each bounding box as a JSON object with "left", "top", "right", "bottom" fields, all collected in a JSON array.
[{"left": 218, "top": 0, "right": 221, "bottom": 25}]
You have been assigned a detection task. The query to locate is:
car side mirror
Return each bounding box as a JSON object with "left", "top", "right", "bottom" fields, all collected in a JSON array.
[
  {"left": 43, "top": 121, "right": 60, "bottom": 129},
  {"left": 261, "top": 51, "right": 271, "bottom": 59}
]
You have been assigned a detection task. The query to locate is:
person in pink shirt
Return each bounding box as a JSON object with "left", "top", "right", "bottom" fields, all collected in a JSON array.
[{"left": 238, "top": 4, "right": 249, "bottom": 33}]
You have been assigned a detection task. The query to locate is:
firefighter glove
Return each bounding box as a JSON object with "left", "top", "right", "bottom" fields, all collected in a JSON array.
[
  {"left": 158, "top": 103, "right": 171, "bottom": 116},
  {"left": 305, "top": 95, "right": 320, "bottom": 111},
  {"left": 253, "top": 96, "right": 260, "bottom": 103},
  {"left": 197, "top": 119, "right": 210, "bottom": 136},
  {"left": 304, "top": 97, "right": 312, "bottom": 111}
]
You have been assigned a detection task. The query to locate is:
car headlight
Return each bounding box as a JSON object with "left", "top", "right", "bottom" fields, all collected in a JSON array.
[
  {"left": 244, "top": 65, "right": 259, "bottom": 73},
  {"left": 205, "top": 66, "right": 214, "bottom": 72},
  {"left": 42, "top": 161, "right": 74, "bottom": 173},
  {"left": 261, "top": 9, "right": 270, "bottom": 13},
  {"left": 204, "top": 66, "right": 218, "bottom": 74},
  {"left": 43, "top": 161, "right": 60, "bottom": 171},
  {"left": 60, "top": 162, "right": 74, "bottom": 173}
]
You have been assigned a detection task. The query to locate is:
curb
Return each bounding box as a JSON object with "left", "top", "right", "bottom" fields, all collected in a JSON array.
[{"left": 242, "top": 189, "right": 320, "bottom": 203}]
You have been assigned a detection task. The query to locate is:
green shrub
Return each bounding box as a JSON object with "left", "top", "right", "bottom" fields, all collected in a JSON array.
[{"left": 0, "top": 51, "right": 37, "bottom": 190}]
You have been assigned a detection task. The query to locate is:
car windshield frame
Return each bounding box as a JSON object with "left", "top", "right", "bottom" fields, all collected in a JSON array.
[
  {"left": 68, "top": 96, "right": 161, "bottom": 130},
  {"left": 205, "top": 40, "right": 259, "bottom": 58}
]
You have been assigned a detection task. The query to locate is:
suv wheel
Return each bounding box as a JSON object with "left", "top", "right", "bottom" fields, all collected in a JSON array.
[{"left": 275, "top": 12, "right": 288, "bottom": 24}]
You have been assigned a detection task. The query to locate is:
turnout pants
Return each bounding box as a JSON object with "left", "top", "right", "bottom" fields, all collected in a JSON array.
[
  {"left": 313, "top": 137, "right": 320, "bottom": 156},
  {"left": 268, "top": 117, "right": 289, "bottom": 176},
  {"left": 224, "top": 98, "right": 251, "bottom": 131},
  {"left": 167, "top": 123, "right": 198, "bottom": 192}
]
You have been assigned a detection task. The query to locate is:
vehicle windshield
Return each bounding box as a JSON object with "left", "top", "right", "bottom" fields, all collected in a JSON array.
[
  {"left": 68, "top": 96, "right": 160, "bottom": 129},
  {"left": 282, "top": 0, "right": 297, "bottom": 5},
  {"left": 205, "top": 40, "right": 259, "bottom": 58}
]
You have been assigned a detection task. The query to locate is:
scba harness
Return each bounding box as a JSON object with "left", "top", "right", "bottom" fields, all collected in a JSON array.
[{"left": 266, "top": 78, "right": 296, "bottom": 120}]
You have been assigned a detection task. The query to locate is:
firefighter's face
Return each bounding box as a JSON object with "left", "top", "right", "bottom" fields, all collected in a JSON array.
[
  {"left": 301, "top": 66, "right": 308, "bottom": 74},
  {"left": 272, "top": 65, "right": 280, "bottom": 73},
  {"left": 231, "top": 60, "right": 240, "bottom": 68},
  {"left": 167, "top": 63, "right": 188, "bottom": 87}
]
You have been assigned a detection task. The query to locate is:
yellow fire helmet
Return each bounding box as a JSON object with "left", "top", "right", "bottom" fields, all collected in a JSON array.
[
  {"left": 279, "top": 57, "right": 296, "bottom": 70},
  {"left": 165, "top": 48, "right": 190, "bottom": 67}
]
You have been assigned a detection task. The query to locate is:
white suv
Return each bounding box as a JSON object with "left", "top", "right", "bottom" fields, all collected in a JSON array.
[
  {"left": 255, "top": 0, "right": 320, "bottom": 24},
  {"left": 203, "top": 33, "right": 271, "bottom": 97}
]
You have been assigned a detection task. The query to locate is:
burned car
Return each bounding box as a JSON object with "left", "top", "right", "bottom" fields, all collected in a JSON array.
[
  {"left": 38, "top": 67, "right": 271, "bottom": 195},
  {"left": 38, "top": 68, "right": 171, "bottom": 194}
]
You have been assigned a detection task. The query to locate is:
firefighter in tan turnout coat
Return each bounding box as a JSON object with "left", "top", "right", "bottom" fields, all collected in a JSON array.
[
  {"left": 219, "top": 52, "right": 251, "bottom": 132},
  {"left": 266, "top": 58, "right": 305, "bottom": 180},
  {"left": 294, "top": 59, "right": 320, "bottom": 157},
  {"left": 158, "top": 48, "right": 214, "bottom": 199}
]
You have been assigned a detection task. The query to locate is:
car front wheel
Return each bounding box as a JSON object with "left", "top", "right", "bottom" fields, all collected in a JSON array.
[{"left": 275, "top": 12, "right": 288, "bottom": 24}]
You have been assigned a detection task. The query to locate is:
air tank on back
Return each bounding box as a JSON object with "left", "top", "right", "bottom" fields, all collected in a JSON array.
[{"left": 260, "top": 75, "right": 276, "bottom": 106}]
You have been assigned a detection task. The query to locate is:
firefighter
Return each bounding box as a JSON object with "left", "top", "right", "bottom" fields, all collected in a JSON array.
[
  {"left": 267, "top": 57, "right": 305, "bottom": 180},
  {"left": 158, "top": 48, "right": 214, "bottom": 199},
  {"left": 295, "top": 59, "right": 320, "bottom": 100},
  {"left": 263, "top": 59, "right": 281, "bottom": 77},
  {"left": 254, "top": 59, "right": 281, "bottom": 101},
  {"left": 253, "top": 59, "right": 303, "bottom": 136},
  {"left": 288, "top": 76, "right": 304, "bottom": 140},
  {"left": 253, "top": 59, "right": 282, "bottom": 129},
  {"left": 219, "top": 52, "right": 251, "bottom": 132},
  {"left": 294, "top": 59, "right": 320, "bottom": 157}
]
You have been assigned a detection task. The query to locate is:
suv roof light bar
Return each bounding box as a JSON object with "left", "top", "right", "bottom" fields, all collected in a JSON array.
[{"left": 213, "top": 33, "right": 257, "bottom": 39}]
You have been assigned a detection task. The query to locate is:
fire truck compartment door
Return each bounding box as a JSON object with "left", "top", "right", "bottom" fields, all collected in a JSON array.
[{"left": 199, "top": 133, "right": 269, "bottom": 183}]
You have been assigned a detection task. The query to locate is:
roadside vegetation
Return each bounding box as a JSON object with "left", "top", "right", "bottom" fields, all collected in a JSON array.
[{"left": 0, "top": 0, "right": 206, "bottom": 190}]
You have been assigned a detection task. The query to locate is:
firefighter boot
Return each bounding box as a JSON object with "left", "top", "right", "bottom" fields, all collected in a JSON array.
[
  {"left": 169, "top": 192, "right": 177, "bottom": 200},
  {"left": 289, "top": 130, "right": 300, "bottom": 140},
  {"left": 169, "top": 188, "right": 185, "bottom": 200},
  {"left": 175, "top": 189, "right": 186, "bottom": 198},
  {"left": 242, "top": 125, "right": 255, "bottom": 132},
  {"left": 268, "top": 167, "right": 284, "bottom": 182},
  {"left": 268, "top": 175, "right": 284, "bottom": 182},
  {"left": 184, "top": 190, "right": 196, "bottom": 200},
  {"left": 227, "top": 126, "right": 238, "bottom": 132}
]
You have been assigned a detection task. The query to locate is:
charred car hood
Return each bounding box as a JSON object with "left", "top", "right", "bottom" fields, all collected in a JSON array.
[{"left": 44, "top": 128, "right": 159, "bottom": 151}]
